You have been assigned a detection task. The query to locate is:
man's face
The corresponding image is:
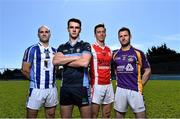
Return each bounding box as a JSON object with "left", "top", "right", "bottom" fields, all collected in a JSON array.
[
  {"left": 68, "top": 22, "right": 81, "bottom": 40},
  {"left": 38, "top": 27, "right": 51, "bottom": 43},
  {"left": 95, "top": 27, "right": 106, "bottom": 43},
  {"left": 119, "top": 30, "right": 131, "bottom": 47}
]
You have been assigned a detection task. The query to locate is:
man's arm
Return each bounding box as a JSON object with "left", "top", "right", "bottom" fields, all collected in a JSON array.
[
  {"left": 53, "top": 52, "right": 80, "bottom": 66},
  {"left": 142, "top": 67, "right": 151, "bottom": 86},
  {"left": 67, "top": 53, "right": 92, "bottom": 68},
  {"left": 21, "top": 62, "right": 31, "bottom": 79}
]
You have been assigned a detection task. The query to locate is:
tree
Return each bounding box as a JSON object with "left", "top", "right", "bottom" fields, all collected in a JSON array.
[
  {"left": 147, "top": 43, "right": 177, "bottom": 57},
  {"left": 0, "top": 68, "right": 25, "bottom": 80},
  {"left": 0, "top": 72, "right": 2, "bottom": 79},
  {"left": 147, "top": 43, "right": 180, "bottom": 74}
]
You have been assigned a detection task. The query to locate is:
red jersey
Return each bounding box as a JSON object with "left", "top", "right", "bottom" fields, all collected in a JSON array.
[{"left": 90, "top": 43, "right": 112, "bottom": 85}]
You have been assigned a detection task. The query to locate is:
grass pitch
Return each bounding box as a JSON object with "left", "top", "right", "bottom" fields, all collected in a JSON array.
[{"left": 0, "top": 80, "right": 179, "bottom": 118}]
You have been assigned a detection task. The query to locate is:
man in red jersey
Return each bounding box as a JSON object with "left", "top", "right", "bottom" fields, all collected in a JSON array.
[{"left": 89, "top": 23, "right": 114, "bottom": 118}]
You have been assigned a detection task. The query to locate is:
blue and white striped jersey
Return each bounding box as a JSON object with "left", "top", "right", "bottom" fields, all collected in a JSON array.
[{"left": 23, "top": 42, "right": 56, "bottom": 89}]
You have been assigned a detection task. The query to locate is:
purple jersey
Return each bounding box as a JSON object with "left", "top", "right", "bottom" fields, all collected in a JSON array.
[{"left": 113, "top": 47, "right": 150, "bottom": 93}]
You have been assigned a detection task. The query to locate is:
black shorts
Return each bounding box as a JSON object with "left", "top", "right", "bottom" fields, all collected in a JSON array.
[{"left": 60, "top": 86, "right": 91, "bottom": 106}]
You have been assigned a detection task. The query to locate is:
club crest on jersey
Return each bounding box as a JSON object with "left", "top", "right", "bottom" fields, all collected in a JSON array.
[
  {"left": 102, "top": 52, "right": 106, "bottom": 56},
  {"left": 128, "top": 56, "right": 134, "bottom": 62},
  {"left": 76, "top": 48, "right": 80, "bottom": 53}
]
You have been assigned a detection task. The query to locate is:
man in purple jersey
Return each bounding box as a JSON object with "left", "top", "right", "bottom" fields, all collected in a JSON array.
[{"left": 113, "top": 27, "right": 151, "bottom": 118}]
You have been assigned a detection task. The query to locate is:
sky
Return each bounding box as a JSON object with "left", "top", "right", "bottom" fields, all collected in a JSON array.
[{"left": 0, "top": 0, "right": 180, "bottom": 69}]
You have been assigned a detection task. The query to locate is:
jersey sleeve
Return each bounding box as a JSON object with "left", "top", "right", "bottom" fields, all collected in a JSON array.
[
  {"left": 111, "top": 50, "right": 119, "bottom": 71},
  {"left": 51, "top": 47, "right": 57, "bottom": 54},
  {"left": 22, "top": 46, "right": 34, "bottom": 64},
  {"left": 57, "top": 44, "right": 64, "bottom": 53},
  {"left": 82, "top": 42, "right": 91, "bottom": 54},
  {"left": 141, "top": 51, "right": 150, "bottom": 69}
]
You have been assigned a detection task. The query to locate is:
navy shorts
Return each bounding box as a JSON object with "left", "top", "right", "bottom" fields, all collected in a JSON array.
[{"left": 60, "top": 86, "right": 91, "bottom": 107}]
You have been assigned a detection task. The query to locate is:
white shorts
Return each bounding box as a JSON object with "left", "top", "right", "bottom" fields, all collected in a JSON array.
[
  {"left": 114, "top": 87, "right": 145, "bottom": 113},
  {"left": 26, "top": 87, "right": 59, "bottom": 110},
  {"left": 91, "top": 83, "right": 114, "bottom": 104}
]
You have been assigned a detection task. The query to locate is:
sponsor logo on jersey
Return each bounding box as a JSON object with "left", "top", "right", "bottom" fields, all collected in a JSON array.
[
  {"left": 125, "top": 63, "right": 134, "bottom": 71},
  {"left": 63, "top": 49, "right": 68, "bottom": 53},
  {"left": 117, "top": 65, "right": 125, "bottom": 72},
  {"left": 122, "top": 55, "right": 126, "bottom": 61}
]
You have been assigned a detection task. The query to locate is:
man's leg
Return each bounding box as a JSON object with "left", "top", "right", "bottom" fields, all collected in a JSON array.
[
  {"left": 60, "top": 105, "right": 73, "bottom": 118},
  {"left": 135, "top": 111, "right": 146, "bottom": 118},
  {"left": 128, "top": 90, "right": 146, "bottom": 118},
  {"left": 79, "top": 105, "right": 91, "bottom": 118},
  {"left": 91, "top": 103, "right": 100, "bottom": 118},
  {"left": 26, "top": 108, "right": 38, "bottom": 118},
  {"left": 114, "top": 87, "right": 128, "bottom": 118},
  {"left": 115, "top": 110, "right": 126, "bottom": 118},
  {"left": 102, "top": 103, "right": 112, "bottom": 118},
  {"left": 45, "top": 106, "right": 56, "bottom": 118}
]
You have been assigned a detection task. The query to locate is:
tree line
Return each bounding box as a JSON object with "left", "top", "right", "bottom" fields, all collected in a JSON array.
[
  {"left": 147, "top": 43, "right": 180, "bottom": 74},
  {"left": 0, "top": 43, "right": 179, "bottom": 80},
  {"left": 0, "top": 68, "right": 62, "bottom": 80}
]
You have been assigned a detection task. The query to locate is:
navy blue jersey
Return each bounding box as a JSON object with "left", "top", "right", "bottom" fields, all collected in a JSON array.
[{"left": 57, "top": 40, "right": 91, "bottom": 88}]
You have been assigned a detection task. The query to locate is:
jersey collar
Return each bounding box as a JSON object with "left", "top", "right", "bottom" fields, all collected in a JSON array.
[
  {"left": 94, "top": 42, "right": 106, "bottom": 49},
  {"left": 68, "top": 37, "right": 80, "bottom": 46},
  {"left": 38, "top": 42, "right": 51, "bottom": 52},
  {"left": 120, "top": 45, "right": 133, "bottom": 52}
]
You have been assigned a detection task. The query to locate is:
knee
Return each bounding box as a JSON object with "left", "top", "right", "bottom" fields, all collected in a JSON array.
[
  {"left": 91, "top": 111, "right": 98, "bottom": 118},
  {"left": 115, "top": 111, "right": 125, "bottom": 118},
  {"left": 46, "top": 111, "right": 55, "bottom": 118},
  {"left": 103, "top": 110, "right": 111, "bottom": 118}
]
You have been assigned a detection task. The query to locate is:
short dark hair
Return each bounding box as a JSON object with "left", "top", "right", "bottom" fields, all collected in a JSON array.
[
  {"left": 118, "top": 27, "right": 131, "bottom": 36},
  {"left": 94, "top": 23, "right": 106, "bottom": 34},
  {"left": 67, "top": 18, "right": 81, "bottom": 28}
]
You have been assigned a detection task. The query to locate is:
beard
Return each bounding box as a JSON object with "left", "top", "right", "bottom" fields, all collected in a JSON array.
[{"left": 121, "top": 40, "right": 130, "bottom": 47}]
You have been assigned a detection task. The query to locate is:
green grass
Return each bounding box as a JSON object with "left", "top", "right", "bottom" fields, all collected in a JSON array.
[
  {"left": 0, "top": 80, "right": 179, "bottom": 118},
  {"left": 144, "top": 80, "right": 180, "bottom": 118}
]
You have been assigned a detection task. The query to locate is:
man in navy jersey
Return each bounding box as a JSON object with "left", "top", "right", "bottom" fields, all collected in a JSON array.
[
  {"left": 21, "top": 25, "right": 58, "bottom": 118},
  {"left": 113, "top": 27, "right": 151, "bottom": 118},
  {"left": 53, "top": 18, "right": 92, "bottom": 118}
]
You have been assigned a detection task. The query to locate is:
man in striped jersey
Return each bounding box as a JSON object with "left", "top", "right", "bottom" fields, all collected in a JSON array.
[
  {"left": 113, "top": 27, "right": 151, "bottom": 118},
  {"left": 21, "top": 25, "right": 58, "bottom": 118},
  {"left": 89, "top": 24, "right": 114, "bottom": 118}
]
